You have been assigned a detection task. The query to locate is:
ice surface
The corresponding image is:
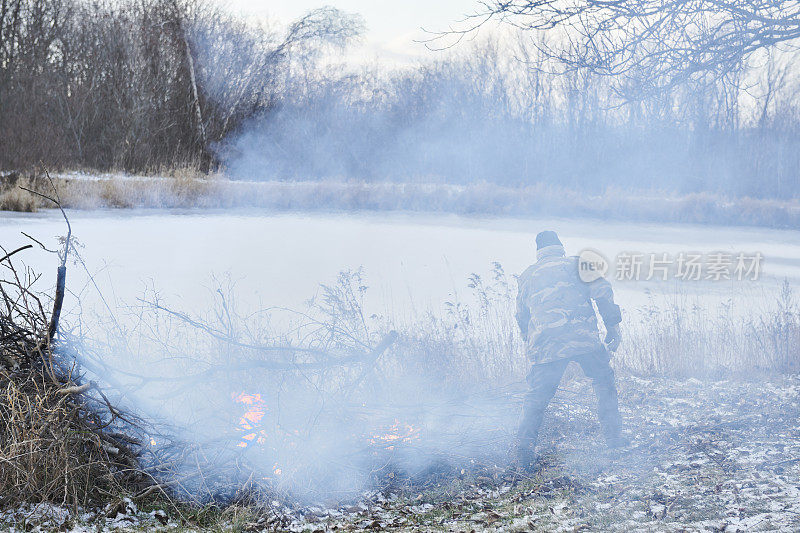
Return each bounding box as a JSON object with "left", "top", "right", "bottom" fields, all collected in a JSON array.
[{"left": 0, "top": 209, "right": 797, "bottom": 326}]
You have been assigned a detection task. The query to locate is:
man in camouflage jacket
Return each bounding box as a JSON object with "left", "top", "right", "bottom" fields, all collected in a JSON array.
[{"left": 515, "top": 231, "right": 626, "bottom": 468}]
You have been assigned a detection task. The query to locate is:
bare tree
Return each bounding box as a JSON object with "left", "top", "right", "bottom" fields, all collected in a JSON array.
[
  {"left": 0, "top": 0, "right": 363, "bottom": 172},
  {"left": 189, "top": 4, "right": 363, "bottom": 145},
  {"left": 461, "top": 1, "right": 800, "bottom": 95}
]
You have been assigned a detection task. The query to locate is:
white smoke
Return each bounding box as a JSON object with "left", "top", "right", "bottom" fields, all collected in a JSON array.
[{"left": 73, "top": 268, "right": 526, "bottom": 503}]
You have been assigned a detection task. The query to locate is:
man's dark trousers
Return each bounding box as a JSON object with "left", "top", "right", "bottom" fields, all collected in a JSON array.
[{"left": 517, "top": 349, "right": 623, "bottom": 454}]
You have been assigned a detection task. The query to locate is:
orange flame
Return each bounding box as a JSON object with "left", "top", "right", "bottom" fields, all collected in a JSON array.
[
  {"left": 232, "top": 392, "right": 268, "bottom": 448},
  {"left": 370, "top": 419, "right": 420, "bottom": 451}
]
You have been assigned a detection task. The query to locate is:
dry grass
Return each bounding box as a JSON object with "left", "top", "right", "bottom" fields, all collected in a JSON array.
[
  {"left": 52, "top": 171, "right": 224, "bottom": 209},
  {"left": 619, "top": 280, "right": 800, "bottom": 377},
  {"left": 329, "top": 268, "right": 800, "bottom": 381},
  {"left": 311, "top": 267, "right": 800, "bottom": 381},
  {"left": 3, "top": 170, "right": 800, "bottom": 228},
  {"left": 0, "top": 187, "right": 39, "bottom": 212},
  {"left": 0, "top": 252, "right": 147, "bottom": 509},
  {"left": 122, "top": 265, "right": 800, "bottom": 407},
  {"left": 1, "top": 372, "right": 121, "bottom": 505},
  {"left": 386, "top": 264, "right": 527, "bottom": 387},
  {"left": 0, "top": 172, "right": 42, "bottom": 212}
]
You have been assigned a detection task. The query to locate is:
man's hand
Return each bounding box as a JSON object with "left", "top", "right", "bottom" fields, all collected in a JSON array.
[{"left": 605, "top": 324, "right": 621, "bottom": 352}]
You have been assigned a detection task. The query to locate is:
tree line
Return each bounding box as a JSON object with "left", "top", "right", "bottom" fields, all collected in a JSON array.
[
  {"left": 2, "top": 0, "right": 800, "bottom": 200},
  {"left": 226, "top": 33, "right": 800, "bottom": 200},
  {"left": 0, "top": 0, "right": 360, "bottom": 171}
]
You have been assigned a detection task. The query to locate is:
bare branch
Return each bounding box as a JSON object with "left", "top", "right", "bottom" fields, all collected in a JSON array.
[{"left": 458, "top": 0, "right": 800, "bottom": 96}]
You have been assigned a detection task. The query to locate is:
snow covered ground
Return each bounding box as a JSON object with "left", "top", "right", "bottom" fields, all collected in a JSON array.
[
  {"left": 233, "top": 373, "right": 800, "bottom": 532},
  {"left": 319, "top": 374, "right": 800, "bottom": 532},
  {"left": 335, "top": 374, "right": 800, "bottom": 532},
  {"left": 3, "top": 374, "right": 798, "bottom": 532}
]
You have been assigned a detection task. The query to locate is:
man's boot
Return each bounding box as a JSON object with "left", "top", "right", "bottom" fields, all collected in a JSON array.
[
  {"left": 515, "top": 438, "right": 538, "bottom": 472},
  {"left": 605, "top": 433, "right": 631, "bottom": 449}
]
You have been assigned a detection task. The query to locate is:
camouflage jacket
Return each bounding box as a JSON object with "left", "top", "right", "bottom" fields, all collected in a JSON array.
[{"left": 516, "top": 244, "right": 621, "bottom": 365}]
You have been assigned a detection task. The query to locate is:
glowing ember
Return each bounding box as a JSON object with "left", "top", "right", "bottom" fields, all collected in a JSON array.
[
  {"left": 370, "top": 419, "right": 420, "bottom": 451},
  {"left": 232, "top": 392, "right": 268, "bottom": 448}
]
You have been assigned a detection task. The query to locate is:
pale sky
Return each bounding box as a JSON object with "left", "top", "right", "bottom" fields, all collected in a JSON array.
[{"left": 218, "top": 0, "right": 483, "bottom": 63}]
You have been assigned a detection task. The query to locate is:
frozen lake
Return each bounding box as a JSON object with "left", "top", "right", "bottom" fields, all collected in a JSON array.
[{"left": 1, "top": 209, "right": 798, "bottom": 326}]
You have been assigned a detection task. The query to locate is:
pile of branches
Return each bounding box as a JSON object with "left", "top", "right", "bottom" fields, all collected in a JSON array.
[{"left": 0, "top": 193, "right": 151, "bottom": 508}]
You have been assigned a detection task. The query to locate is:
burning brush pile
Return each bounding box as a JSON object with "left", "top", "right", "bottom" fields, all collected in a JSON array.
[
  {"left": 117, "top": 266, "right": 531, "bottom": 505},
  {"left": 117, "top": 289, "right": 521, "bottom": 505}
]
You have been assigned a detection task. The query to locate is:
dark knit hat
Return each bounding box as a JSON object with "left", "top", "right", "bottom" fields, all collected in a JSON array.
[{"left": 535, "top": 230, "right": 562, "bottom": 250}]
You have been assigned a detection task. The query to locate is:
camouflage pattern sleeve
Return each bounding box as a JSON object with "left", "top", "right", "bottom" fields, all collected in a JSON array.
[{"left": 586, "top": 276, "right": 622, "bottom": 327}]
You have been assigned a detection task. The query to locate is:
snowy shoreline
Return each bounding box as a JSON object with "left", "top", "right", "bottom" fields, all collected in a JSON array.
[{"left": 1, "top": 171, "right": 797, "bottom": 230}]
